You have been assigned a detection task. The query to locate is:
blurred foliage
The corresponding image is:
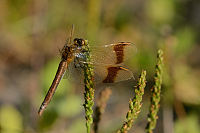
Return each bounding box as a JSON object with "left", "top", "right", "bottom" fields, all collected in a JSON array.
[
  {"left": 0, "top": 105, "right": 23, "bottom": 133},
  {"left": 175, "top": 113, "right": 200, "bottom": 133},
  {"left": 0, "top": 0, "right": 200, "bottom": 133}
]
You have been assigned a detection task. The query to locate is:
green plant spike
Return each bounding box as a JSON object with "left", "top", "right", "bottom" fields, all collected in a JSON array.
[
  {"left": 145, "top": 49, "right": 164, "bottom": 133},
  {"left": 117, "top": 70, "right": 147, "bottom": 133},
  {"left": 82, "top": 39, "right": 95, "bottom": 133}
]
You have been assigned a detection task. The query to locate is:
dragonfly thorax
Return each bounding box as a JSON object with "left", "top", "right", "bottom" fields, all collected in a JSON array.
[{"left": 61, "top": 46, "right": 74, "bottom": 61}]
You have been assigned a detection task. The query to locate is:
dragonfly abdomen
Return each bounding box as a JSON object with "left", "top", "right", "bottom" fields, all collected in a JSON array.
[{"left": 38, "top": 60, "right": 67, "bottom": 115}]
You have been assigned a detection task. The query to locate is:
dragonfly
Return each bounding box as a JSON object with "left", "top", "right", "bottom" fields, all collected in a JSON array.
[{"left": 38, "top": 25, "right": 137, "bottom": 115}]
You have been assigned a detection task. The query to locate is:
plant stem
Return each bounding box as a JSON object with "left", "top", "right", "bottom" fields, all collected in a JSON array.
[
  {"left": 83, "top": 40, "right": 95, "bottom": 133},
  {"left": 145, "top": 49, "right": 164, "bottom": 133},
  {"left": 117, "top": 70, "right": 147, "bottom": 133}
]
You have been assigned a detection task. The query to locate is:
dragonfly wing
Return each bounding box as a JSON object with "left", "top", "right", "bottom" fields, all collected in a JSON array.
[
  {"left": 66, "top": 60, "right": 101, "bottom": 84},
  {"left": 66, "top": 42, "right": 137, "bottom": 84},
  {"left": 93, "top": 65, "right": 134, "bottom": 84},
  {"left": 66, "top": 62, "right": 134, "bottom": 84},
  {"left": 90, "top": 42, "right": 137, "bottom": 65},
  {"left": 66, "top": 61, "right": 85, "bottom": 84}
]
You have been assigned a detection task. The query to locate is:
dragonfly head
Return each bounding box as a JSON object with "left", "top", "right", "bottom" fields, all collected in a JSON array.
[
  {"left": 61, "top": 38, "right": 89, "bottom": 61},
  {"left": 73, "top": 38, "right": 86, "bottom": 50}
]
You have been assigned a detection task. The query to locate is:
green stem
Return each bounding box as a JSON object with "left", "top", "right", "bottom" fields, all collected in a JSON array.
[
  {"left": 83, "top": 40, "right": 95, "bottom": 133},
  {"left": 117, "top": 70, "right": 147, "bottom": 133},
  {"left": 145, "top": 49, "right": 164, "bottom": 133}
]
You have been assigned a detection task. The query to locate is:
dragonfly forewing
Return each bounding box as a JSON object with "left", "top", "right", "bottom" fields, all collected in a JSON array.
[{"left": 89, "top": 42, "right": 137, "bottom": 65}]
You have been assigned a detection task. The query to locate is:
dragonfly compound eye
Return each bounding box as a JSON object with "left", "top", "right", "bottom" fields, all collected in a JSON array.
[
  {"left": 80, "top": 39, "right": 85, "bottom": 46},
  {"left": 74, "top": 38, "right": 84, "bottom": 45},
  {"left": 73, "top": 38, "right": 79, "bottom": 44}
]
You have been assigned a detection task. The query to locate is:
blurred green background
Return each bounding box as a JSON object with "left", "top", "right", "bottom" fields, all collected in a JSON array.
[{"left": 0, "top": 0, "right": 200, "bottom": 133}]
